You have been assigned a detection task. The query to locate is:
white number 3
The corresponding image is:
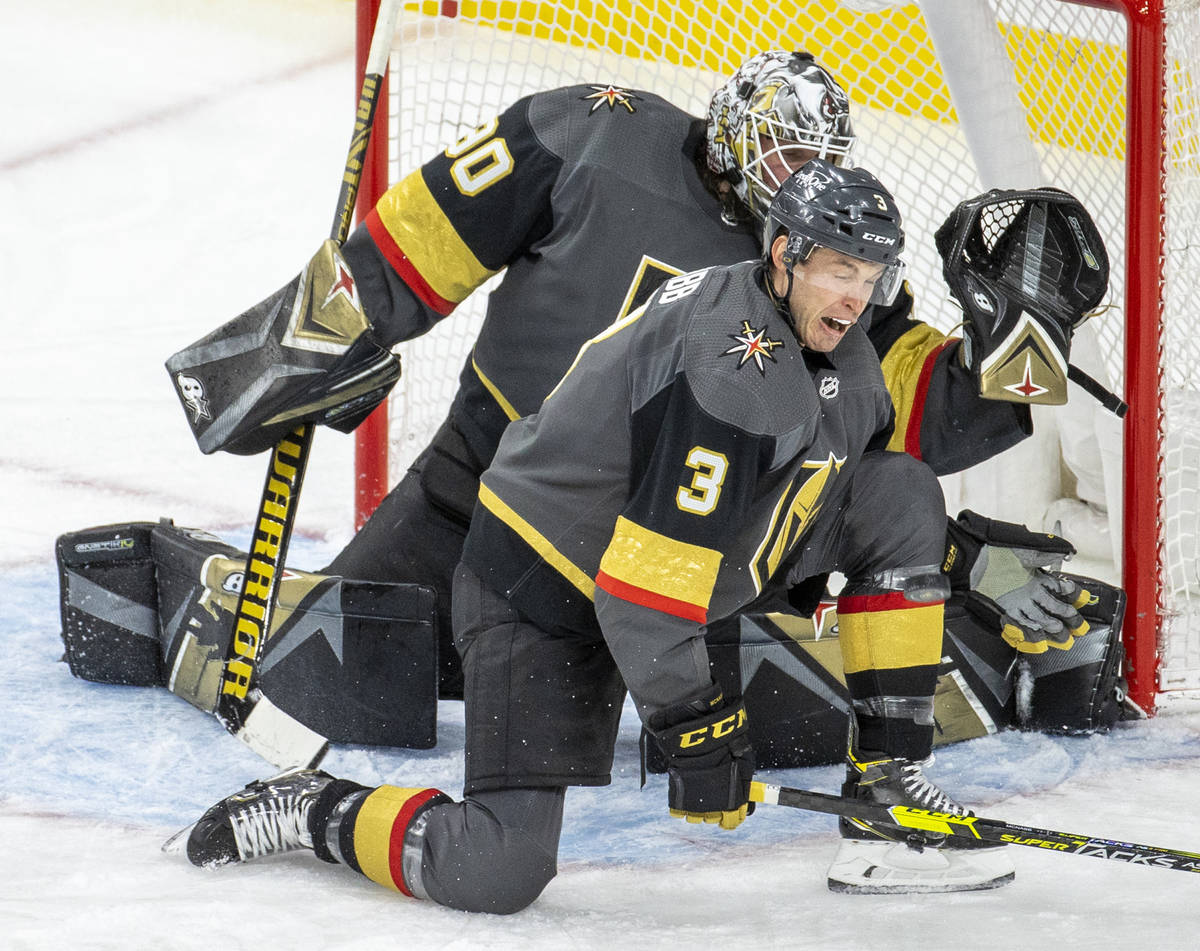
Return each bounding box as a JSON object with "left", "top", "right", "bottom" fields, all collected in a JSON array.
[{"left": 676, "top": 447, "right": 729, "bottom": 515}]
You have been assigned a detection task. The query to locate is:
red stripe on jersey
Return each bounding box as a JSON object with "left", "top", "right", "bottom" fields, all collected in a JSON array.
[
  {"left": 904, "top": 339, "right": 955, "bottom": 460},
  {"left": 595, "top": 571, "right": 708, "bottom": 624},
  {"left": 365, "top": 209, "right": 456, "bottom": 316},
  {"left": 389, "top": 788, "right": 444, "bottom": 896},
  {"left": 837, "top": 590, "right": 939, "bottom": 614}
]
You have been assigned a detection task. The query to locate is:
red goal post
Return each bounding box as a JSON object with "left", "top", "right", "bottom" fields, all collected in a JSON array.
[{"left": 352, "top": 0, "right": 1200, "bottom": 716}]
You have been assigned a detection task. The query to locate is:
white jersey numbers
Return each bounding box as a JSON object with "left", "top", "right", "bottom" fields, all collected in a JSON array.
[
  {"left": 446, "top": 117, "right": 514, "bottom": 196},
  {"left": 676, "top": 446, "right": 729, "bottom": 515},
  {"left": 658, "top": 268, "right": 710, "bottom": 303}
]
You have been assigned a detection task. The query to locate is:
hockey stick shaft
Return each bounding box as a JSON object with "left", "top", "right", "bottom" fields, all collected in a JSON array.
[
  {"left": 215, "top": 0, "right": 403, "bottom": 768},
  {"left": 750, "top": 781, "right": 1200, "bottom": 875}
]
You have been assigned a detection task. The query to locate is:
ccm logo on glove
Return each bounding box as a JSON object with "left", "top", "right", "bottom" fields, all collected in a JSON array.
[{"left": 676, "top": 708, "right": 748, "bottom": 749}]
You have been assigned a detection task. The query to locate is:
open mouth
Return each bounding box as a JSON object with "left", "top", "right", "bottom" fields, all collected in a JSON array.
[{"left": 822, "top": 316, "right": 854, "bottom": 334}]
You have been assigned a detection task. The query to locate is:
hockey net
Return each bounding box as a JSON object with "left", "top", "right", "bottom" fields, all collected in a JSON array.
[{"left": 353, "top": 0, "right": 1200, "bottom": 714}]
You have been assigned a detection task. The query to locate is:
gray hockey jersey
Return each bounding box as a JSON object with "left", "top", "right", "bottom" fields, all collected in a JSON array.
[
  {"left": 462, "top": 260, "right": 895, "bottom": 717},
  {"left": 343, "top": 83, "right": 1027, "bottom": 477}
]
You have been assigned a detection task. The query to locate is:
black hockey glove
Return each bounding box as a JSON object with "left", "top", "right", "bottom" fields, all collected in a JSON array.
[
  {"left": 944, "top": 510, "right": 1091, "bottom": 653},
  {"left": 647, "top": 684, "right": 755, "bottom": 830},
  {"left": 935, "top": 188, "right": 1108, "bottom": 407}
]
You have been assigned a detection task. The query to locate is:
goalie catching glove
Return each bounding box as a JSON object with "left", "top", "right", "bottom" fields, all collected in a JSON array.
[
  {"left": 935, "top": 187, "right": 1108, "bottom": 407},
  {"left": 166, "top": 239, "right": 400, "bottom": 455},
  {"left": 647, "top": 684, "right": 755, "bottom": 830},
  {"left": 944, "top": 510, "right": 1091, "bottom": 654}
]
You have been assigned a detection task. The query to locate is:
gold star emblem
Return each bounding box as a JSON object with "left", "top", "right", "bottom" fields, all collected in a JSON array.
[
  {"left": 581, "top": 84, "right": 642, "bottom": 114},
  {"left": 723, "top": 320, "right": 785, "bottom": 374}
]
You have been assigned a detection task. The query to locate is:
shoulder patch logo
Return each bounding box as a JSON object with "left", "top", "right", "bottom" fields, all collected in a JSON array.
[
  {"left": 581, "top": 84, "right": 642, "bottom": 114},
  {"left": 818, "top": 376, "right": 840, "bottom": 399},
  {"left": 723, "top": 320, "right": 784, "bottom": 375}
]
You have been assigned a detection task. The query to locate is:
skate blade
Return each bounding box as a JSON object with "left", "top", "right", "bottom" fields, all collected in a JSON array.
[
  {"left": 161, "top": 823, "right": 196, "bottom": 855},
  {"left": 828, "top": 872, "right": 1015, "bottom": 895}
]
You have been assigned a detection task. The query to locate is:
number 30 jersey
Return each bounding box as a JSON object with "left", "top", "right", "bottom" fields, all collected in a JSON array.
[
  {"left": 344, "top": 84, "right": 758, "bottom": 465},
  {"left": 343, "top": 82, "right": 1027, "bottom": 480},
  {"left": 462, "top": 260, "right": 895, "bottom": 716}
]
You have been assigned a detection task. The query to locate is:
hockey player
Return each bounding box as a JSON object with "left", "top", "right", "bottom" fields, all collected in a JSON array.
[
  {"left": 170, "top": 162, "right": 1016, "bottom": 904},
  {"left": 168, "top": 50, "right": 1061, "bottom": 705}
]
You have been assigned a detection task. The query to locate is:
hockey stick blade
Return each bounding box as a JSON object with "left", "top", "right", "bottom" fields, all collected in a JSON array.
[
  {"left": 210, "top": 0, "right": 403, "bottom": 768},
  {"left": 750, "top": 781, "right": 1200, "bottom": 875}
]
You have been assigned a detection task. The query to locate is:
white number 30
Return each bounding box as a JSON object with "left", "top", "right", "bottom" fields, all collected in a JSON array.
[{"left": 676, "top": 446, "right": 729, "bottom": 515}]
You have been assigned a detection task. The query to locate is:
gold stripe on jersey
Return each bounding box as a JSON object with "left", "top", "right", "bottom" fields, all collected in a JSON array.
[
  {"left": 597, "top": 516, "right": 722, "bottom": 618},
  {"left": 374, "top": 170, "right": 498, "bottom": 306},
  {"left": 471, "top": 354, "right": 522, "bottom": 421},
  {"left": 878, "top": 322, "right": 950, "bottom": 455},
  {"left": 478, "top": 483, "right": 596, "bottom": 599},
  {"left": 615, "top": 255, "right": 684, "bottom": 320},
  {"left": 352, "top": 786, "right": 432, "bottom": 893},
  {"left": 837, "top": 594, "right": 944, "bottom": 674}
]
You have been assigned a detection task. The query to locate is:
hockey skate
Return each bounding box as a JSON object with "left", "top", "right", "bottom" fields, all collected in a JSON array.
[
  {"left": 163, "top": 767, "right": 333, "bottom": 868},
  {"left": 827, "top": 744, "right": 1015, "bottom": 894}
]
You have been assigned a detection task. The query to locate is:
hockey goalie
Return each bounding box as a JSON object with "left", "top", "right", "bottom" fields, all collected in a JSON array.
[{"left": 56, "top": 55, "right": 1125, "bottom": 778}]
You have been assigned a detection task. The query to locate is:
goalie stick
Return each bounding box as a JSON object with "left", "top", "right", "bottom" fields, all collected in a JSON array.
[
  {"left": 750, "top": 781, "right": 1200, "bottom": 875},
  {"left": 214, "top": 0, "right": 404, "bottom": 769}
]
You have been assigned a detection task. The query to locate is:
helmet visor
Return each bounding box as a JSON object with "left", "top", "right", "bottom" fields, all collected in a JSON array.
[{"left": 793, "top": 243, "right": 907, "bottom": 308}]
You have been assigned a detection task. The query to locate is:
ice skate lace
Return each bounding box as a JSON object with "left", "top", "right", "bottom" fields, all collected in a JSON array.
[
  {"left": 229, "top": 795, "right": 312, "bottom": 860},
  {"left": 898, "top": 759, "right": 968, "bottom": 815}
]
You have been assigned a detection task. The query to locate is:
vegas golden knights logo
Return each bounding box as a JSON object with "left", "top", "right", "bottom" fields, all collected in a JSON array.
[
  {"left": 751, "top": 453, "right": 845, "bottom": 591},
  {"left": 978, "top": 311, "right": 1069, "bottom": 405},
  {"left": 281, "top": 239, "right": 370, "bottom": 354}
]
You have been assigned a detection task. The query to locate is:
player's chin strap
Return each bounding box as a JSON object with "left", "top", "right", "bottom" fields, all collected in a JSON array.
[{"left": 937, "top": 186, "right": 1127, "bottom": 419}]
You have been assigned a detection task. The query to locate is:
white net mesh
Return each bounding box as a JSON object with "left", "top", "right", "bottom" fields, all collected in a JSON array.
[
  {"left": 372, "top": 0, "right": 1200, "bottom": 699},
  {"left": 1160, "top": 0, "right": 1200, "bottom": 689}
]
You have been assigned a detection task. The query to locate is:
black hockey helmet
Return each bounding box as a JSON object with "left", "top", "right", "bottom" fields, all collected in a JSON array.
[
  {"left": 763, "top": 159, "right": 906, "bottom": 306},
  {"left": 706, "top": 50, "right": 855, "bottom": 222}
]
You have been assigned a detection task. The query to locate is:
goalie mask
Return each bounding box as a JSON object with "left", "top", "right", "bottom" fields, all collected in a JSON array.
[
  {"left": 707, "top": 50, "right": 855, "bottom": 222},
  {"left": 935, "top": 187, "right": 1109, "bottom": 406},
  {"left": 764, "top": 159, "right": 906, "bottom": 308}
]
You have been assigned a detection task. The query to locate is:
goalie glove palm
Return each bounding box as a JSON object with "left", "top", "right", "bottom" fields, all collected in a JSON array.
[
  {"left": 648, "top": 685, "right": 755, "bottom": 830},
  {"left": 945, "top": 510, "right": 1091, "bottom": 653}
]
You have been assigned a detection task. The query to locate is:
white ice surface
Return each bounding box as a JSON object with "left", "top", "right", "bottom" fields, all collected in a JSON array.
[{"left": 5, "top": 2, "right": 1200, "bottom": 949}]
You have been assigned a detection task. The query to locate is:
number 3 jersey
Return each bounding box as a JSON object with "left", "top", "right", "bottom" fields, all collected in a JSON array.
[{"left": 462, "top": 260, "right": 895, "bottom": 716}]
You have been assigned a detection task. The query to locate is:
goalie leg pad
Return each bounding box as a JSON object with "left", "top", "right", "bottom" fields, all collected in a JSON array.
[
  {"left": 150, "top": 520, "right": 439, "bottom": 747},
  {"left": 56, "top": 523, "right": 165, "bottom": 686}
]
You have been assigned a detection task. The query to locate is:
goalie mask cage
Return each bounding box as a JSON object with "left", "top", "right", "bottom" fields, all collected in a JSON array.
[{"left": 352, "top": 0, "right": 1200, "bottom": 716}]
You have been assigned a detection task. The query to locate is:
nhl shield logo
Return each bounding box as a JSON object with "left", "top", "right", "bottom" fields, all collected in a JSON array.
[{"left": 819, "top": 376, "right": 840, "bottom": 399}]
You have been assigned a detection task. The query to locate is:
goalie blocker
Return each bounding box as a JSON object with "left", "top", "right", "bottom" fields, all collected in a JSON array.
[
  {"left": 165, "top": 239, "right": 401, "bottom": 456},
  {"left": 56, "top": 520, "right": 437, "bottom": 748}
]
